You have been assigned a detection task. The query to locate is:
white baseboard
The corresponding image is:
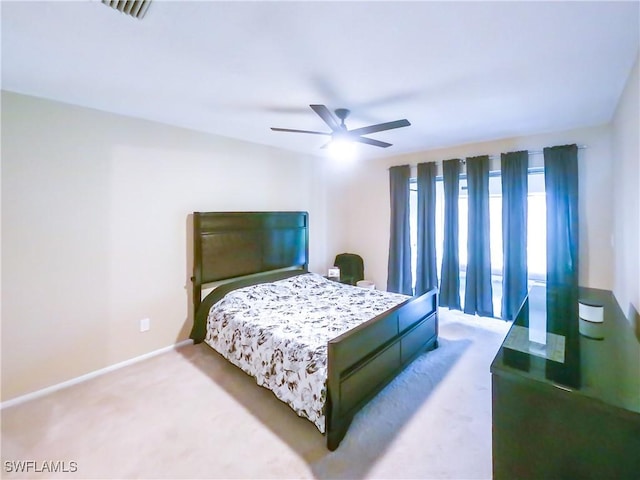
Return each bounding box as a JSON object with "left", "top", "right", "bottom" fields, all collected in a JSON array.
[{"left": 0, "top": 339, "right": 194, "bottom": 410}]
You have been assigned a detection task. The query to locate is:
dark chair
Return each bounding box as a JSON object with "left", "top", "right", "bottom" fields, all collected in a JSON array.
[{"left": 334, "top": 253, "right": 364, "bottom": 286}]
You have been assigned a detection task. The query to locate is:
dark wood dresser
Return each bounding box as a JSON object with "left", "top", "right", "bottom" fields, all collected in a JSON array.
[{"left": 491, "top": 285, "right": 640, "bottom": 479}]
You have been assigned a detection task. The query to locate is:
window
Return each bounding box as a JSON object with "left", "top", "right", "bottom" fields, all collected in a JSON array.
[
  {"left": 410, "top": 168, "right": 546, "bottom": 317},
  {"left": 409, "top": 179, "right": 418, "bottom": 291},
  {"left": 527, "top": 169, "right": 546, "bottom": 280}
]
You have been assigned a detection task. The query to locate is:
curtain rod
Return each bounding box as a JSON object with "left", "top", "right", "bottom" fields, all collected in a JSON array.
[
  {"left": 458, "top": 145, "right": 588, "bottom": 164},
  {"left": 488, "top": 145, "right": 588, "bottom": 161},
  {"left": 395, "top": 145, "right": 588, "bottom": 167},
  {"left": 396, "top": 145, "right": 589, "bottom": 167}
]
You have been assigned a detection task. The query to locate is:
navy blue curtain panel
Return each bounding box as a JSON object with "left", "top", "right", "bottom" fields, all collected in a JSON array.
[
  {"left": 544, "top": 144, "right": 579, "bottom": 288},
  {"left": 544, "top": 144, "right": 580, "bottom": 388},
  {"left": 464, "top": 155, "right": 494, "bottom": 317},
  {"left": 415, "top": 162, "right": 438, "bottom": 295},
  {"left": 501, "top": 150, "right": 529, "bottom": 320},
  {"left": 439, "top": 159, "right": 461, "bottom": 309},
  {"left": 387, "top": 165, "right": 413, "bottom": 295}
]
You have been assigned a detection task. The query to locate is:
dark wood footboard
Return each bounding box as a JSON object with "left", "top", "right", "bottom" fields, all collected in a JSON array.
[{"left": 326, "top": 288, "right": 438, "bottom": 450}]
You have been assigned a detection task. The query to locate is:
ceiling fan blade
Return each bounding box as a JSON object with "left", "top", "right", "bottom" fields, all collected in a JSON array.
[
  {"left": 349, "top": 119, "right": 411, "bottom": 136},
  {"left": 271, "top": 127, "right": 331, "bottom": 135},
  {"left": 310, "top": 104, "right": 340, "bottom": 131},
  {"left": 353, "top": 136, "right": 392, "bottom": 148}
]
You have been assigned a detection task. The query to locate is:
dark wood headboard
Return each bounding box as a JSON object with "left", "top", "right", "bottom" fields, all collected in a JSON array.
[{"left": 191, "top": 211, "right": 309, "bottom": 315}]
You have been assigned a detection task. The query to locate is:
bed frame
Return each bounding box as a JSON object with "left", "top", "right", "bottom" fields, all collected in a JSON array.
[{"left": 190, "top": 211, "right": 438, "bottom": 450}]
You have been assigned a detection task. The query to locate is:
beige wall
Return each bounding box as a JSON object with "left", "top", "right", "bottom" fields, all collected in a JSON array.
[
  {"left": 1, "top": 91, "right": 330, "bottom": 401},
  {"left": 612, "top": 53, "right": 640, "bottom": 324},
  {"left": 4, "top": 56, "right": 638, "bottom": 401},
  {"left": 329, "top": 125, "right": 615, "bottom": 294}
]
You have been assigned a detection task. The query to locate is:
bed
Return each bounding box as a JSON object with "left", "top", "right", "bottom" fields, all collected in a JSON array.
[{"left": 189, "top": 211, "right": 438, "bottom": 450}]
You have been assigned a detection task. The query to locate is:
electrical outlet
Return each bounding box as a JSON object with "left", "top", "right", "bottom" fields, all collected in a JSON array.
[{"left": 140, "top": 318, "right": 150, "bottom": 332}]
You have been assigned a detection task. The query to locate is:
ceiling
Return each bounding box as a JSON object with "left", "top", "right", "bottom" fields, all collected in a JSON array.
[{"left": 2, "top": 1, "right": 639, "bottom": 160}]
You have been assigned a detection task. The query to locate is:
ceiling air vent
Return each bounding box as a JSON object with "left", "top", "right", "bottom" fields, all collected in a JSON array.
[{"left": 101, "top": 0, "right": 151, "bottom": 20}]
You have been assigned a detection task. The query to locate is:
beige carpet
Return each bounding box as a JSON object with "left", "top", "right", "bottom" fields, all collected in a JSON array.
[{"left": 1, "top": 309, "right": 509, "bottom": 479}]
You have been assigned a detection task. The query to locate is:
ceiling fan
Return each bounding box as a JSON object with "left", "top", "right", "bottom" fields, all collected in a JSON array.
[{"left": 270, "top": 104, "right": 411, "bottom": 149}]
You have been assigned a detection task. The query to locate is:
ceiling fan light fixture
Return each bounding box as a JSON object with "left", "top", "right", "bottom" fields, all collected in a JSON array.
[
  {"left": 270, "top": 104, "right": 410, "bottom": 154},
  {"left": 327, "top": 137, "right": 357, "bottom": 161}
]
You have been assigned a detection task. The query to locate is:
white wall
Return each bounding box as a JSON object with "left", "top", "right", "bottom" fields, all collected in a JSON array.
[
  {"left": 329, "top": 125, "right": 615, "bottom": 294},
  {"left": 612, "top": 53, "right": 640, "bottom": 325},
  {"left": 1, "top": 91, "right": 330, "bottom": 401}
]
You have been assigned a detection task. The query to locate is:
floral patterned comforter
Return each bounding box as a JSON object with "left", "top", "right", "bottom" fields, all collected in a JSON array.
[{"left": 204, "top": 272, "right": 409, "bottom": 432}]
